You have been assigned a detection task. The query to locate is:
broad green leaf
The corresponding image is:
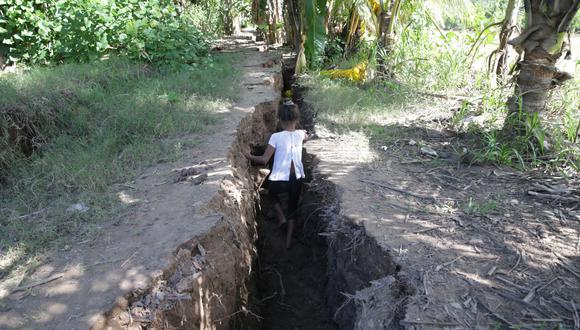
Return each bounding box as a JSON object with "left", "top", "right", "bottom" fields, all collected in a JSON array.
[{"left": 304, "top": 0, "right": 327, "bottom": 68}]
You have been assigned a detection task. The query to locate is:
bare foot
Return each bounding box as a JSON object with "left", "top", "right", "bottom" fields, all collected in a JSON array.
[
  {"left": 274, "top": 203, "right": 286, "bottom": 227},
  {"left": 285, "top": 219, "right": 295, "bottom": 249}
]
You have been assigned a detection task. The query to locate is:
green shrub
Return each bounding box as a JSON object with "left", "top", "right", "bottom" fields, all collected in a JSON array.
[{"left": 0, "top": 0, "right": 209, "bottom": 66}]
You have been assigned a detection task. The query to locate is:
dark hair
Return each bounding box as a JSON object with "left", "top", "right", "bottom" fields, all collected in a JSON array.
[{"left": 279, "top": 102, "right": 300, "bottom": 123}]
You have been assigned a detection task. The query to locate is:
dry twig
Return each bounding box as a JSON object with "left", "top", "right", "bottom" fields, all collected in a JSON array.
[
  {"left": 399, "top": 320, "right": 461, "bottom": 327},
  {"left": 495, "top": 275, "right": 530, "bottom": 292},
  {"left": 414, "top": 226, "right": 443, "bottom": 234},
  {"left": 571, "top": 300, "right": 579, "bottom": 330},
  {"left": 476, "top": 297, "right": 515, "bottom": 327},
  {"left": 528, "top": 190, "right": 580, "bottom": 203},
  {"left": 11, "top": 273, "right": 64, "bottom": 293},
  {"left": 435, "top": 256, "right": 463, "bottom": 272},
  {"left": 361, "top": 179, "right": 437, "bottom": 202}
]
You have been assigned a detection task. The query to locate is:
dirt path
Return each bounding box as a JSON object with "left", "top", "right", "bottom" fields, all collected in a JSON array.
[
  {"left": 0, "top": 38, "right": 282, "bottom": 329},
  {"left": 303, "top": 105, "right": 580, "bottom": 328}
]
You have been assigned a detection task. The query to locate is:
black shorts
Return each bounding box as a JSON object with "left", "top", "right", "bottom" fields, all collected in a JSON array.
[{"left": 267, "top": 172, "right": 303, "bottom": 219}]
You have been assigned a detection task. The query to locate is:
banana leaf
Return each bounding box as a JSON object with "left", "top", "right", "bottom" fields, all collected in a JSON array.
[{"left": 304, "top": 0, "right": 327, "bottom": 68}]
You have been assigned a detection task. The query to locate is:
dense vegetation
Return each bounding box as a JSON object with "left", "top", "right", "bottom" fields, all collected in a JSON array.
[
  {"left": 0, "top": 0, "right": 209, "bottom": 66},
  {"left": 251, "top": 0, "right": 579, "bottom": 170}
]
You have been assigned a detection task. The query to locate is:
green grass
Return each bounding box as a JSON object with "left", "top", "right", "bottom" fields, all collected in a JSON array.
[
  {"left": 305, "top": 31, "right": 579, "bottom": 174},
  {"left": 462, "top": 197, "right": 498, "bottom": 216},
  {"left": 463, "top": 74, "right": 580, "bottom": 172},
  {"left": 0, "top": 54, "right": 239, "bottom": 270},
  {"left": 303, "top": 76, "right": 411, "bottom": 130}
]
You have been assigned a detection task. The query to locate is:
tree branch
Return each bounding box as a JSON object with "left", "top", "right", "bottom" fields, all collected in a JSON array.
[
  {"left": 508, "top": 25, "right": 541, "bottom": 48},
  {"left": 557, "top": 0, "right": 580, "bottom": 32}
]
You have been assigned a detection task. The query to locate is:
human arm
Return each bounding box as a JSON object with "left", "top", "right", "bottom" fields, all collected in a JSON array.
[{"left": 244, "top": 145, "right": 275, "bottom": 165}]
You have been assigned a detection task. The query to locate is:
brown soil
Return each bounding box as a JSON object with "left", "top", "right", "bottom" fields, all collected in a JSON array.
[
  {"left": 252, "top": 181, "right": 338, "bottom": 330},
  {"left": 303, "top": 95, "right": 580, "bottom": 328}
]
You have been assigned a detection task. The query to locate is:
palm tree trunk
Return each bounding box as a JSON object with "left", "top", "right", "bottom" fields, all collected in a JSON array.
[
  {"left": 377, "top": 0, "right": 401, "bottom": 75},
  {"left": 265, "top": 0, "right": 285, "bottom": 44},
  {"left": 284, "top": 0, "right": 302, "bottom": 48},
  {"left": 508, "top": 0, "right": 578, "bottom": 122}
]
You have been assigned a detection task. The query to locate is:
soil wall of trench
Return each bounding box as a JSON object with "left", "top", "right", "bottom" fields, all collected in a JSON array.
[
  {"left": 97, "top": 70, "right": 282, "bottom": 329},
  {"left": 99, "top": 54, "right": 413, "bottom": 330}
]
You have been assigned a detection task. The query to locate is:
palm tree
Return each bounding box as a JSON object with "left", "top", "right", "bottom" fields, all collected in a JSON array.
[
  {"left": 292, "top": 0, "right": 476, "bottom": 69},
  {"left": 508, "top": 0, "right": 578, "bottom": 120}
]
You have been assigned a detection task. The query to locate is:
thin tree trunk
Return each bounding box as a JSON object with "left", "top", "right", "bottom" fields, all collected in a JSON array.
[
  {"left": 377, "top": 0, "right": 401, "bottom": 76},
  {"left": 253, "top": 0, "right": 267, "bottom": 41},
  {"left": 325, "top": 0, "right": 334, "bottom": 35},
  {"left": 345, "top": 6, "right": 359, "bottom": 56},
  {"left": 265, "top": 0, "right": 285, "bottom": 44},
  {"left": 222, "top": 0, "right": 241, "bottom": 35},
  {"left": 495, "top": 0, "right": 521, "bottom": 77},
  {"left": 385, "top": 0, "right": 401, "bottom": 47},
  {"left": 285, "top": 0, "right": 302, "bottom": 49},
  {"left": 378, "top": 0, "right": 394, "bottom": 48}
]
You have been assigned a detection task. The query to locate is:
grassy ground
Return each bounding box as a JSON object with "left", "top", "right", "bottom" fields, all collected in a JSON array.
[
  {"left": 305, "top": 29, "right": 580, "bottom": 172},
  {"left": 303, "top": 77, "right": 410, "bottom": 129},
  {"left": 306, "top": 75, "right": 579, "bottom": 170},
  {"left": 0, "top": 54, "right": 239, "bottom": 273}
]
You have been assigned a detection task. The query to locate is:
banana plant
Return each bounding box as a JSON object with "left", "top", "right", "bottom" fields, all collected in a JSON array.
[
  {"left": 303, "top": 0, "right": 328, "bottom": 68},
  {"left": 298, "top": 0, "right": 476, "bottom": 70},
  {"left": 345, "top": 0, "right": 475, "bottom": 56}
]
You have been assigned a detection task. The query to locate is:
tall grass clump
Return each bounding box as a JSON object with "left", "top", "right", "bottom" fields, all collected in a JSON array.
[
  {"left": 0, "top": 54, "right": 238, "bottom": 258},
  {"left": 466, "top": 72, "right": 580, "bottom": 172},
  {"left": 377, "top": 2, "right": 502, "bottom": 93}
]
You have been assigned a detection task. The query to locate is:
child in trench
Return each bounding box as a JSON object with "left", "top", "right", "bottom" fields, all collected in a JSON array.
[{"left": 244, "top": 101, "right": 309, "bottom": 249}]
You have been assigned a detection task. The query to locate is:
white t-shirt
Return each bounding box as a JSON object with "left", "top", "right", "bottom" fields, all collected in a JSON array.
[{"left": 268, "top": 130, "right": 306, "bottom": 181}]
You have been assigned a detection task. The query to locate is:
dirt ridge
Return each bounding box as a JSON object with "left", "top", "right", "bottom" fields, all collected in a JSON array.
[{"left": 98, "top": 53, "right": 284, "bottom": 328}]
